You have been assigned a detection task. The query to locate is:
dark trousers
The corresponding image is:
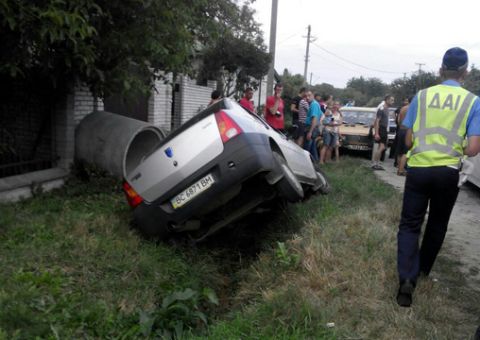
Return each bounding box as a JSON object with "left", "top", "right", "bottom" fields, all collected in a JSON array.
[{"left": 397, "top": 166, "right": 459, "bottom": 283}]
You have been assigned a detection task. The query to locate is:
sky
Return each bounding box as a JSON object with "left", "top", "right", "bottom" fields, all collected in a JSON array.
[{"left": 251, "top": 0, "right": 480, "bottom": 88}]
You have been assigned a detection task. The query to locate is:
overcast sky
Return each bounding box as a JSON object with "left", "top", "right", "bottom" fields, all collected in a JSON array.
[{"left": 251, "top": 0, "right": 480, "bottom": 88}]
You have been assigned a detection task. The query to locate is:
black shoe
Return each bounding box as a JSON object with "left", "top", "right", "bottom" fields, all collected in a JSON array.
[
  {"left": 372, "top": 164, "right": 385, "bottom": 171},
  {"left": 396, "top": 279, "right": 415, "bottom": 307},
  {"left": 474, "top": 325, "right": 480, "bottom": 340}
]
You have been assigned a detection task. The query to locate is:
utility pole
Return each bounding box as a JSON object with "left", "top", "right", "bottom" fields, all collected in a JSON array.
[
  {"left": 266, "top": 0, "right": 278, "bottom": 101},
  {"left": 303, "top": 25, "right": 315, "bottom": 83},
  {"left": 415, "top": 62, "right": 425, "bottom": 91},
  {"left": 309, "top": 72, "right": 313, "bottom": 86},
  {"left": 415, "top": 62, "right": 425, "bottom": 73}
]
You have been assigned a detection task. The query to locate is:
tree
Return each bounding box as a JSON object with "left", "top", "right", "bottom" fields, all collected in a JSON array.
[
  {"left": 346, "top": 77, "right": 388, "bottom": 100},
  {"left": 390, "top": 71, "right": 440, "bottom": 105},
  {"left": 0, "top": 0, "right": 265, "bottom": 97},
  {"left": 464, "top": 65, "right": 480, "bottom": 95},
  {"left": 199, "top": 35, "right": 270, "bottom": 98},
  {"left": 279, "top": 69, "right": 305, "bottom": 100},
  {"left": 198, "top": 4, "right": 270, "bottom": 98}
]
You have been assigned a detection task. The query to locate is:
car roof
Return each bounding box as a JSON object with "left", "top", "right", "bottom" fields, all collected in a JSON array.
[{"left": 340, "top": 106, "right": 377, "bottom": 113}]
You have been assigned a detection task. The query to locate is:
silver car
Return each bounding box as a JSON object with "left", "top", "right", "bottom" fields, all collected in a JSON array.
[{"left": 122, "top": 98, "right": 329, "bottom": 240}]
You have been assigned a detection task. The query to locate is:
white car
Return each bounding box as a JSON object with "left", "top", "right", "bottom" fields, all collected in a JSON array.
[
  {"left": 468, "top": 154, "right": 480, "bottom": 188},
  {"left": 122, "top": 99, "right": 329, "bottom": 240}
]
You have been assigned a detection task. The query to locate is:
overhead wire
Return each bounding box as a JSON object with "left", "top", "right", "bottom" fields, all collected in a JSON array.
[{"left": 311, "top": 42, "right": 406, "bottom": 75}]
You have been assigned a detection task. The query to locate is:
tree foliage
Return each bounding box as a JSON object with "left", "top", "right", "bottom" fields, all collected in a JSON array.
[
  {"left": 0, "top": 0, "right": 265, "bottom": 97},
  {"left": 464, "top": 65, "right": 480, "bottom": 95},
  {"left": 279, "top": 69, "right": 305, "bottom": 100},
  {"left": 198, "top": 4, "right": 270, "bottom": 98}
]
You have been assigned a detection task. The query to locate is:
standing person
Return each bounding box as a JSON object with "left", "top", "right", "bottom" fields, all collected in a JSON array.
[
  {"left": 239, "top": 87, "right": 255, "bottom": 112},
  {"left": 396, "top": 47, "right": 480, "bottom": 307},
  {"left": 295, "top": 90, "right": 309, "bottom": 146},
  {"left": 304, "top": 90, "right": 323, "bottom": 161},
  {"left": 319, "top": 101, "right": 342, "bottom": 164},
  {"left": 291, "top": 87, "right": 306, "bottom": 125},
  {"left": 265, "top": 83, "right": 285, "bottom": 131},
  {"left": 291, "top": 87, "right": 307, "bottom": 142},
  {"left": 372, "top": 95, "right": 395, "bottom": 170},
  {"left": 395, "top": 97, "right": 411, "bottom": 176},
  {"left": 209, "top": 90, "right": 222, "bottom": 106},
  {"left": 319, "top": 94, "right": 333, "bottom": 113}
]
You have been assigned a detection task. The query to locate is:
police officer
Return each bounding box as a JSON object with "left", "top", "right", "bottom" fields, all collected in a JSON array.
[{"left": 396, "top": 47, "right": 480, "bottom": 307}]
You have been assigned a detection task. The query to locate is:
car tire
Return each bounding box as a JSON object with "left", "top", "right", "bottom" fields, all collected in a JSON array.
[
  {"left": 312, "top": 165, "right": 330, "bottom": 194},
  {"left": 272, "top": 152, "right": 304, "bottom": 202}
]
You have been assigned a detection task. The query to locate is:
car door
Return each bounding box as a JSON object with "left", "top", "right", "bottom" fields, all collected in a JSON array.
[{"left": 467, "top": 154, "right": 480, "bottom": 188}]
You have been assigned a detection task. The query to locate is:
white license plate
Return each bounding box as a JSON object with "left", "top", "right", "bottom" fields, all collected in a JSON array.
[
  {"left": 170, "top": 174, "right": 215, "bottom": 209},
  {"left": 347, "top": 144, "right": 369, "bottom": 151}
]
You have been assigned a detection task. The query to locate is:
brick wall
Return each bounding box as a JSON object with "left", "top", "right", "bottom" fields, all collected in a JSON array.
[
  {"left": 55, "top": 84, "right": 103, "bottom": 169},
  {"left": 172, "top": 76, "right": 217, "bottom": 130},
  {"left": 148, "top": 73, "right": 173, "bottom": 131}
]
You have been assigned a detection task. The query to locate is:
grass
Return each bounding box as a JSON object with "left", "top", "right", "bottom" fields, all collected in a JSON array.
[{"left": 0, "top": 158, "right": 479, "bottom": 339}]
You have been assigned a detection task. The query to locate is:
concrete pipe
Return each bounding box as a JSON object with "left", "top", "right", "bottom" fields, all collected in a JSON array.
[{"left": 75, "top": 111, "right": 167, "bottom": 178}]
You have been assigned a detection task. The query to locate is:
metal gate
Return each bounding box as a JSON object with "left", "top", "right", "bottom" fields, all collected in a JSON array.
[{"left": 0, "top": 77, "right": 57, "bottom": 178}]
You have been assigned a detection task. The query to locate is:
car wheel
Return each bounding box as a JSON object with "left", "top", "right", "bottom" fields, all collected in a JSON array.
[
  {"left": 272, "top": 152, "right": 304, "bottom": 202},
  {"left": 312, "top": 165, "right": 330, "bottom": 194}
]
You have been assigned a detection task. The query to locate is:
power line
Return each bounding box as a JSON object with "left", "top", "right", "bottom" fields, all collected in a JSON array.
[
  {"left": 310, "top": 51, "right": 367, "bottom": 75},
  {"left": 311, "top": 42, "right": 406, "bottom": 75},
  {"left": 277, "top": 30, "right": 303, "bottom": 45}
]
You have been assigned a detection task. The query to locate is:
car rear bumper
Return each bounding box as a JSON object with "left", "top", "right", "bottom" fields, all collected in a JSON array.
[{"left": 132, "top": 132, "right": 275, "bottom": 232}]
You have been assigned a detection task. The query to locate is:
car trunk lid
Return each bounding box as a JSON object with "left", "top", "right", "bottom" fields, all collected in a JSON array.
[{"left": 126, "top": 114, "right": 224, "bottom": 202}]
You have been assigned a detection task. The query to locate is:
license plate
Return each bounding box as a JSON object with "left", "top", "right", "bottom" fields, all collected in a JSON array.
[
  {"left": 347, "top": 144, "right": 369, "bottom": 151},
  {"left": 170, "top": 174, "right": 215, "bottom": 209}
]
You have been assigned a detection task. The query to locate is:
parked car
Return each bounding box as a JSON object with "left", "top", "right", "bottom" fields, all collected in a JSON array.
[
  {"left": 338, "top": 107, "right": 376, "bottom": 156},
  {"left": 122, "top": 99, "right": 329, "bottom": 241},
  {"left": 339, "top": 106, "right": 397, "bottom": 156}
]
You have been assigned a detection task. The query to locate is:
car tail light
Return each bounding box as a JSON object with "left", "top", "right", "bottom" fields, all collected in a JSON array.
[
  {"left": 215, "top": 110, "right": 243, "bottom": 143},
  {"left": 122, "top": 180, "right": 143, "bottom": 208}
]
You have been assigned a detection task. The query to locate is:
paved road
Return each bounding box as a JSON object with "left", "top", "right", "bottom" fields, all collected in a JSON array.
[{"left": 371, "top": 158, "right": 480, "bottom": 287}]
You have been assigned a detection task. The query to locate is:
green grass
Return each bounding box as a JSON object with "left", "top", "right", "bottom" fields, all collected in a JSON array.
[{"left": 0, "top": 158, "right": 478, "bottom": 339}]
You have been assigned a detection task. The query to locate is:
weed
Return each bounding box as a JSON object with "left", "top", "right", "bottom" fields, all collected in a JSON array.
[
  {"left": 274, "top": 241, "right": 300, "bottom": 268},
  {"left": 139, "top": 287, "right": 219, "bottom": 338}
]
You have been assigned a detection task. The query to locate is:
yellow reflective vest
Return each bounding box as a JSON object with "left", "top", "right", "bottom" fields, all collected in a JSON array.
[{"left": 408, "top": 84, "right": 475, "bottom": 167}]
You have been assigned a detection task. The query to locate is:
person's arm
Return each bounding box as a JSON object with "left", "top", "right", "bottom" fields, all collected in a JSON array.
[
  {"left": 464, "top": 98, "right": 480, "bottom": 156},
  {"left": 405, "top": 128, "right": 413, "bottom": 149},
  {"left": 290, "top": 102, "right": 299, "bottom": 114},
  {"left": 306, "top": 116, "right": 317, "bottom": 141},
  {"left": 374, "top": 117, "right": 380, "bottom": 141},
  {"left": 398, "top": 106, "right": 408, "bottom": 125},
  {"left": 268, "top": 95, "right": 281, "bottom": 116},
  {"left": 464, "top": 136, "right": 480, "bottom": 157}
]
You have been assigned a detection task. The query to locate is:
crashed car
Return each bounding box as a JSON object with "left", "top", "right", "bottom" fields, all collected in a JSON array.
[{"left": 122, "top": 98, "right": 329, "bottom": 240}]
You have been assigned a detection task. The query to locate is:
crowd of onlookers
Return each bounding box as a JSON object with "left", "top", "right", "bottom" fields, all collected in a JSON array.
[
  {"left": 211, "top": 84, "right": 411, "bottom": 171},
  {"left": 261, "top": 84, "right": 344, "bottom": 164}
]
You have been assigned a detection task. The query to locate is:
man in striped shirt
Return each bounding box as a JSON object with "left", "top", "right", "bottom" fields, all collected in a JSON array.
[{"left": 295, "top": 90, "right": 310, "bottom": 146}]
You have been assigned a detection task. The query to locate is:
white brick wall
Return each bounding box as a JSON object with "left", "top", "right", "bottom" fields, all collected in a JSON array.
[
  {"left": 148, "top": 73, "right": 173, "bottom": 131},
  {"left": 56, "top": 84, "right": 103, "bottom": 169},
  {"left": 172, "top": 76, "right": 217, "bottom": 130}
]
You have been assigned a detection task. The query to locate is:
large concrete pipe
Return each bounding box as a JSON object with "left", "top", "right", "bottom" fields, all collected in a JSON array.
[{"left": 75, "top": 111, "right": 167, "bottom": 178}]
